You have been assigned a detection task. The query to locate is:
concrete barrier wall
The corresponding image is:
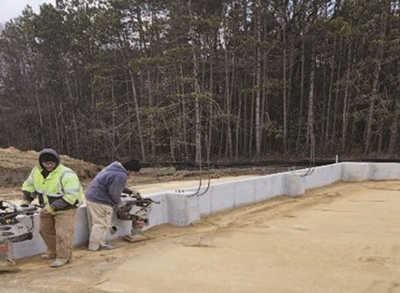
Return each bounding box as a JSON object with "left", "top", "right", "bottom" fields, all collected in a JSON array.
[
  {"left": 341, "top": 163, "right": 371, "bottom": 181},
  {"left": 341, "top": 162, "right": 400, "bottom": 181},
  {"left": 294, "top": 164, "right": 342, "bottom": 190},
  {"left": 8, "top": 162, "right": 400, "bottom": 259}
]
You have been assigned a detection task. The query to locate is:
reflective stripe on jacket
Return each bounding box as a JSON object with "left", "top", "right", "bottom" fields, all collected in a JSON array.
[{"left": 22, "top": 164, "right": 83, "bottom": 207}]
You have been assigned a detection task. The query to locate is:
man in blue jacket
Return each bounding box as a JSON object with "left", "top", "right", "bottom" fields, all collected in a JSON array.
[{"left": 85, "top": 159, "right": 141, "bottom": 251}]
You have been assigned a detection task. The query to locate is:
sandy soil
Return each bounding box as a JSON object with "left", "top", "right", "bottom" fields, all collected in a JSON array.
[{"left": 1, "top": 179, "right": 400, "bottom": 293}]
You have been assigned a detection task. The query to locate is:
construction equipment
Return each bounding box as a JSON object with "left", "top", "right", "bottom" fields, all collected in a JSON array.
[
  {"left": 0, "top": 200, "right": 38, "bottom": 272},
  {"left": 116, "top": 193, "right": 160, "bottom": 243}
]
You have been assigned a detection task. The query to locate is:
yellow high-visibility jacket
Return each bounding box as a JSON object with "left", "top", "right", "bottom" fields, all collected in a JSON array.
[{"left": 22, "top": 164, "right": 83, "bottom": 211}]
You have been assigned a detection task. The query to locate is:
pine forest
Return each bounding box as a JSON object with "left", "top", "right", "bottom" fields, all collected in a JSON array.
[{"left": 0, "top": 0, "right": 399, "bottom": 164}]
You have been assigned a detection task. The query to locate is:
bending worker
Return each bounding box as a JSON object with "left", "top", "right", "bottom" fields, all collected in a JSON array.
[
  {"left": 21, "top": 148, "right": 83, "bottom": 268},
  {"left": 85, "top": 159, "right": 141, "bottom": 251}
]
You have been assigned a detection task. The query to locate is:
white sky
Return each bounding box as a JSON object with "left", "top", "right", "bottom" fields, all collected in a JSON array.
[{"left": 0, "top": 0, "right": 55, "bottom": 24}]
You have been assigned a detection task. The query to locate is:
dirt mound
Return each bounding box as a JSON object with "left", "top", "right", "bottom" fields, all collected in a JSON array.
[
  {"left": 0, "top": 147, "right": 101, "bottom": 187},
  {"left": 0, "top": 146, "right": 304, "bottom": 190}
]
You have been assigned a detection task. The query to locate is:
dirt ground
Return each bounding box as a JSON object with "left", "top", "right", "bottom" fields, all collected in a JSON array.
[{"left": 1, "top": 179, "right": 400, "bottom": 293}]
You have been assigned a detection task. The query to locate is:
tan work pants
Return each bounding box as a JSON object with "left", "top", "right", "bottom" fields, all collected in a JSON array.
[
  {"left": 39, "top": 209, "right": 76, "bottom": 260},
  {"left": 86, "top": 200, "right": 113, "bottom": 250}
]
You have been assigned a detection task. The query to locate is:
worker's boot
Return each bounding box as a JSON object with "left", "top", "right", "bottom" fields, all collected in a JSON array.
[
  {"left": 124, "top": 234, "right": 149, "bottom": 243},
  {"left": 51, "top": 258, "right": 69, "bottom": 268},
  {"left": 99, "top": 243, "right": 115, "bottom": 250}
]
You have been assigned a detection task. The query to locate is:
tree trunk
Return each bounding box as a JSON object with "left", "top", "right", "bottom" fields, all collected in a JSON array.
[
  {"left": 364, "top": 11, "right": 387, "bottom": 154},
  {"left": 332, "top": 37, "right": 343, "bottom": 147},
  {"left": 325, "top": 37, "right": 337, "bottom": 144},
  {"left": 255, "top": 8, "right": 262, "bottom": 156},
  {"left": 224, "top": 34, "right": 233, "bottom": 160},
  {"left": 306, "top": 45, "right": 316, "bottom": 159},
  {"left": 189, "top": 0, "right": 202, "bottom": 164},
  {"left": 341, "top": 45, "right": 352, "bottom": 153},
  {"left": 296, "top": 36, "right": 305, "bottom": 154},
  {"left": 128, "top": 69, "right": 146, "bottom": 162},
  {"left": 282, "top": 24, "right": 288, "bottom": 154},
  {"left": 388, "top": 64, "right": 400, "bottom": 154},
  {"left": 179, "top": 64, "right": 189, "bottom": 160}
]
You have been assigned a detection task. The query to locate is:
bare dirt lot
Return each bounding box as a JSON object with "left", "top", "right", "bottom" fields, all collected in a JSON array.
[{"left": 1, "top": 179, "right": 400, "bottom": 293}]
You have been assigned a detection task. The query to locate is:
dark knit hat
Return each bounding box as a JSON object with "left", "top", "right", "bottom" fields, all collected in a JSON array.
[
  {"left": 38, "top": 148, "right": 60, "bottom": 170},
  {"left": 40, "top": 153, "right": 58, "bottom": 163},
  {"left": 122, "top": 159, "right": 141, "bottom": 172}
]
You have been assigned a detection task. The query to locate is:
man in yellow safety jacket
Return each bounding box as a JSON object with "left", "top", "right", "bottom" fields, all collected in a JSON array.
[{"left": 21, "top": 148, "right": 83, "bottom": 268}]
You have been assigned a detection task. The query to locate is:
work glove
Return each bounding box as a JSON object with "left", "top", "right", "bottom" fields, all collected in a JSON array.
[
  {"left": 22, "top": 191, "right": 35, "bottom": 205},
  {"left": 122, "top": 188, "right": 133, "bottom": 195},
  {"left": 42, "top": 204, "right": 55, "bottom": 215}
]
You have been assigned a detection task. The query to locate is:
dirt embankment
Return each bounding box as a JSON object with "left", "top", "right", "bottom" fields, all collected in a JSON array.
[
  {"left": 0, "top": 147, "right": 302, "bottom": 201},
  {"left": 0, "top": 147, "right": 101, "bottom": 188}
]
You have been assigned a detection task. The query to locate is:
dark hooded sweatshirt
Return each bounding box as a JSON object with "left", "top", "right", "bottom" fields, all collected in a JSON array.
[{"left": 85, "top": 162, "right": 128, "bottom": 207}]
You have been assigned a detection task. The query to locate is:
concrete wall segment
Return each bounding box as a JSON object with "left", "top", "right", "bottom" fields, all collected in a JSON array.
[
  {"left": 233, "top": 179, "right": 256, "bottom": 207},
  {"left": 254, "top": 174, "right": 285, "bottom": 202},
  {"left": 198, "top": 191, "right": 212, "bottom": 217},
  {"left": 369, "top": 163, "right": 400, "bottom": 180},
  {"left": 8, "top": 162, "right": 400, "bottom": 260},
  {"left": 208, "top": 183, "right": 235, "bottom": 214},
  {"left": 341, "top": 163, "right": 371, "bottom": 181},
  {"left": 284, "top": 173, "right": 305, "bottom": 196}
]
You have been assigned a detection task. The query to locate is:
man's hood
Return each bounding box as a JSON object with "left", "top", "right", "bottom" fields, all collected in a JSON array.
[
  {"left": 38, "top": 148, "right": 60, "bottom": 169},
  {"left": 106, "top": 161, "right": 126, "bottom": 173}
]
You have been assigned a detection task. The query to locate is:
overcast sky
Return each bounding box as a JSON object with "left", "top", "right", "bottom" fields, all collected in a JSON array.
[{"left": 0, "top": 0, "right": 55, "bottom": 24}]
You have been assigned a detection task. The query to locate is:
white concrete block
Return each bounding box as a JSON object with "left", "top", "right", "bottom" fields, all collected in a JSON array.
[
  {"left": 166, "top": 192, "right": 200, "bottom": 226},
  {"left": 233, "top": 179, "right": 256, "bottom": 207},
  {"left": 284, "top": 173, "right": 305, "bottom": 196},
  {"left": 369, "top": 163, "right": 400, "bottom": 180},
  {"left": 254, "top": 174, "right": 284, "bottom": 202},
  {"left": 198, "top": 190, "right": 212, "bottom": 217},
  {"left": 341, "top": 163, "right": 371, "bottom": 181},
  {"left": 144, "top": 194, "right": 168, "bottom": 228},
  {"left": 334, "top": 164, "right": 342, "bottom": 181},
  {"left": 208, "top": 183, "right": 235, "bottom": 213},
  {"left": 74, "top": 206, "right": 89, "bottom": 246},
  {"left": 301, "top": 164, "right": 340, "bottom": 190}
]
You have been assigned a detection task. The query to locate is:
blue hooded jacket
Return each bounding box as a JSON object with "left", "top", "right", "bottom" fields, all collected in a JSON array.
[{"left": 85, "top": 162, "right": 127, "bottom": 207}]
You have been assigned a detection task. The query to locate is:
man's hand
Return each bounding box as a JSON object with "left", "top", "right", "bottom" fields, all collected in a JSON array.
[
  {"left": 22, "top": 191, "right": 34, "bottom": 206},
  {"left": 42, "top": 204, "right": 55, "bottom": 215},
  {"left": 122, "top": 188, "right": 133, "bottom": 195}
]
